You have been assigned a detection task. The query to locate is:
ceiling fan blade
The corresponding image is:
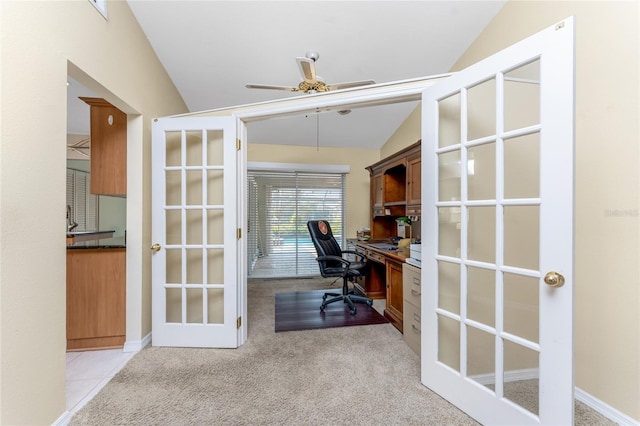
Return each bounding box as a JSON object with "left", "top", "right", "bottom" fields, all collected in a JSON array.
[
  {"left": 296, "top": 57, "right": 317, "bottom": 83},
  {"left": 245, "top": 84, "right": 299, "bottom": 92},
  {"left": 326, "top": 80, "right": 376, "bottom": 91}
]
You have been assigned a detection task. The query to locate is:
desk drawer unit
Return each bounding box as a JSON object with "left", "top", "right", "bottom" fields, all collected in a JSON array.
[
  {"left": 403, "top": 302, "right": 421, "bottom": 355},
  {"left": 366, "top": 250, "right": 386, "bottom": 264},
  {"left": 402, "top": 263, "right": 421, "bottom": 355}
]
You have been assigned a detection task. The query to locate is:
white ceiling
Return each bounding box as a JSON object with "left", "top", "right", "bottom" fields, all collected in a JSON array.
[{"left": 68, "top": 1, "right": 506, "bottom": 149}]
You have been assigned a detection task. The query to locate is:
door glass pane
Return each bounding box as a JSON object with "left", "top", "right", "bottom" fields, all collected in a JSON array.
[
  {"left": 166, "top": 288, "right": 181, "bottom": 323},
  {"left": 438, "top": 92, "right": 461, "bottom": 148},
  {"left": 467, "top": 325, "right": 496, "bottom": 392},
  {"left": 207, "top": 209, "right": 224, "bottom": 245},
  {"left": 504, "top": 60, "right": 540, "bottom": 132},
  {"left": 467, "top": 78, "right": 496, "bottom": 141},
  {"left": 438, "top": 314, "right": 460, "bottom": 372},
  {"left": 504, "top": 205, "right": 539, "bottom": 270},
  {"left": 186, "top": 288, "right": 203, "bottom": 323},
  {"left": 438, "top": 207, "right": 460, "bottom": 257},
  {"left": 438, "top": 150, "right": 461, "bottom": 201},
  {"left": 468, "top": 206, "right": 495, "bottom": 264},
  {"left": 504, "top": 273, "right": 539, "bottom": 343},
  {"left": 467, "top": 266, "right": 495, "bottom": 327},
  {"left": 504, "top": 133, "right": 540, "bottom": 199},
  {"left": 504, "top": 340, "right": 539, "bottom": 416},
  {"left": 207, "top": 170, "right": 224, "bottom": 205},
  {"left": 207, "top": 288, "right": 224, "bottom": 324},
  {"left": 207, "top": 248, "right": 224, "bottom": 284},
  {"left": 186, "top": 209, "right": 203, "bottom": 245},
  {"left": 438, "top": 261, "right": 460, "bottom": 315},
  {"left": 166, "top": 170, "right": 181, "bottom": 206},
  {"left": 468, "top": 142, "right": 495, "bottom": 201},
  {"left": 186, "top": 170, "right": 203, "bottom": 205},
  {"left": 165, "top": 131, "right": 182, "bottom": 167},
  {"left": 166, "top": 209, "right": 181, "bottom": 245},
  {"left": 166, "top": 249, "right": 182, "bottom": 284},
  {"left": 186, "top": 130, "right": 203, "bottom": 167},
  {"left": 186, "top": 249, "right": 203, "bottom": 284},
  {"left": 206, "top": 130, "right": 224, "bottom": 167}
]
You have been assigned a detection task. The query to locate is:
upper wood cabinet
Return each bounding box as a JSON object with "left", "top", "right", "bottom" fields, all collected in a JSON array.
[
  {"left": 366, "top": 140, "right": 421, "bottom": 238},
  {"left": 406, "top": 151, "right": 422, "bottom": 214},
  {"left": 80, "top": 97, "right": 127, "bottom": 196}
]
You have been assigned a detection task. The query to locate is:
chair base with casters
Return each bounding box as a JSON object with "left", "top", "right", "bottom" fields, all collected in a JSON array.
[{"left": 320, "top": 274, "right": 373, "bottom": 315}]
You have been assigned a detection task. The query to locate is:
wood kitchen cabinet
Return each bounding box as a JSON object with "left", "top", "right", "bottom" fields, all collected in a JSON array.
[
  {"left": 67, "top": 248, "right": 126, "bottom": 351},
  {"left": 80, "top": 97, "right": 127, "bottom": 196}
]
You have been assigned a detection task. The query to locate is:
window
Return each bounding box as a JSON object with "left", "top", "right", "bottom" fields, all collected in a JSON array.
[
  {"left": 67, "top": 168, "right": 99, "bottom": 232},
  {"left": 247, "top": 169, "right": 346, "bottom": 278},
  {"left": 88, "top": 0, "right": 108, "bottom": 19}
]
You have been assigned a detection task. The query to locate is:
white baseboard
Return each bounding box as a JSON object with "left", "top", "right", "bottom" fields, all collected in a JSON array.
[
  {"left": 469, "top": 369, "right": 639, "bottom": 425},
  {"left": 52, "top": 410, "right": 72, "bottom": 426},
  {"left": 469, "top": 367, "right": 539, "bottom": 385},
  {"left": 123, "top": 332, "right": 152, "bottom": 353},
  {"left": 575, "top": 387, "right": 639, "bottom": 426}
]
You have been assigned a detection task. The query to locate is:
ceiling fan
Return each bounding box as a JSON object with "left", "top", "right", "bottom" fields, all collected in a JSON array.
[{"left": 245, "top": 51, "right": 375, "bottom": 94}]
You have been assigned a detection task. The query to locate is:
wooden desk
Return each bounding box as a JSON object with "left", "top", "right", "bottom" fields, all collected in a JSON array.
[{"left": 349, "top": 240, "right": 409, "bottom": 332}]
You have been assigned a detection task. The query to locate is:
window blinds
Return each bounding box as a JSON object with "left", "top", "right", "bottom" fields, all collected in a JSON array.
[
  {"left": 67, "top": 168, "right": 98, "bottom": 232},
  {"left": 247, "top": 170, "right": 345, "bottom": 278}
]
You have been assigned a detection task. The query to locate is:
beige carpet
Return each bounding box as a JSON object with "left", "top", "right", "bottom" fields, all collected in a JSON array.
[{"left": 70, "top": 277, "right": 615, "bottom": 425}]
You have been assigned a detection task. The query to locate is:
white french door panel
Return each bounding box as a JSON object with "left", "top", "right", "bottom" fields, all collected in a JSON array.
[
  {"left": 421, "top": 18, "right": 574, "bottom": 425},
  {"left": 151, "top": 116, "right": 239, "bottom": 348}
]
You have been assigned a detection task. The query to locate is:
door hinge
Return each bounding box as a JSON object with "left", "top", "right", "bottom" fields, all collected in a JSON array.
[
  {"left": 237, "top": 228, "right": 242, "bottom": 239},
  {"left": 236, "top": 316, "right": 242, "bottom": 329},
  {"left": 236, "top": 138, "right": 241, "bottom": 150}
]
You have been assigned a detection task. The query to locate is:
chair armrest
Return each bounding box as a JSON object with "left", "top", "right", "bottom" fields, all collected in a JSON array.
[
  {"left": 316, "top": 255, "right": 350, "bottom": 267},
  {"left": 341, "top": 250, "right": 366, "bottom": 262}
]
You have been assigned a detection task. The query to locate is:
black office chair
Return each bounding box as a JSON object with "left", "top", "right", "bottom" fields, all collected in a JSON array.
[{"left": 307, "top": 220, "right": 373, "bottom": 315}]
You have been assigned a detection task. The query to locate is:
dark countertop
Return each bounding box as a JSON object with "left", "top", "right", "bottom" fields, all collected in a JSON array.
[{"left": 67, "top": 236, "right": 126, "bottom": 249}]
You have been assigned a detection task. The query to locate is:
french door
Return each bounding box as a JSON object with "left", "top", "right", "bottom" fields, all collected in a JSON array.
[
  {"left": 421, "top": 18, "right": 575, "bottom": 425},
  {"left": 151, "top": 116, "right": 239, "bottom": 348}
]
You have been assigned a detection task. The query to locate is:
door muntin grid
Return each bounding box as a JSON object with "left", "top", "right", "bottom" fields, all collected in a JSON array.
[
  {"left": 435, "top": 59, "right": 542, "bottom": 416},
  {"left": 164, "top": 128, "right": 226, "bottom": 326}
]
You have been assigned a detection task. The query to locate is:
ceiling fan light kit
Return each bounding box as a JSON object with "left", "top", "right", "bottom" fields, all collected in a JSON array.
[{"left": 246, "top": 51, "right": 375, "bottom": 94}]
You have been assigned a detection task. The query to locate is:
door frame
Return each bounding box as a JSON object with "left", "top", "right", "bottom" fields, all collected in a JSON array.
[{"left": 170, "top": 74, "right": 452, "bottom": 345}]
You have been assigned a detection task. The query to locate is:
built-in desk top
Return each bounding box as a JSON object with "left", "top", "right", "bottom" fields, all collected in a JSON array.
[{"left": 349, "top": 239, "right": 410, "bottom": 263}]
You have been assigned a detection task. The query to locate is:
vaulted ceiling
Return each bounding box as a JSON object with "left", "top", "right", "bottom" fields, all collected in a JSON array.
[{"left": 68, "top": 1, "right": 506, "bottom": 149}]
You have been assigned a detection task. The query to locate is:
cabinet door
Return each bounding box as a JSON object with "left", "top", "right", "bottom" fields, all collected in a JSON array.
[
  {"left": 67, "top": 249, "right": 126, "bottom": 350},
  {"left": 407, "top": 154, "right": 421, "bottom": 207},
  {"left": 372, "top": 173, "right": 383, "bottom": 207},
  {"left": 80, "top": 97, "right": 127, "bottom": 195},
  {"left": 384, "top": 259, "right": 404, "bottom": 332}
]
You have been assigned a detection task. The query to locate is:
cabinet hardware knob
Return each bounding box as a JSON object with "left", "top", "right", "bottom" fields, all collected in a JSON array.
[{"left": 151, "top": 243, "right": 161, "bottom": 252}]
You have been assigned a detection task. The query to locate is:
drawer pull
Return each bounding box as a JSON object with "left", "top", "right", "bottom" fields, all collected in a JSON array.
[
  {"left": 412, "top": 324, "right": 421, "bottom": 333},
  {"left": 413, "top": 277, "right": 420, "bottom": 285},
  {"left": 411, "top": 289, "right": 421, "bottom": 296},
  {"left": 413, "top": 313, "right": 421, "bottom": 322}
]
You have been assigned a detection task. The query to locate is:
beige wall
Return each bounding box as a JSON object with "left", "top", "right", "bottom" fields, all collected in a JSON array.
[
  {"left": 385, "top": 1, "right": 639, "bottom": 421},
  {"left": 0, "top": 1, "right": 187, "bottom": 424},
  {"left": 247, "top": 144, "right": 379, "bottom": 237}
]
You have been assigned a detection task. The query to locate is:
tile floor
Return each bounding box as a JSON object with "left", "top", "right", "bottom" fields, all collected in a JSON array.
[{"left": 66, "top": 349, "right": 136, "bottom": 416}]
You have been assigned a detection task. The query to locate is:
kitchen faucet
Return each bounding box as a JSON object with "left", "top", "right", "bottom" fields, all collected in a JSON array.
[{"left": 67, "top": 205, "right": 78, "bottom": 232}]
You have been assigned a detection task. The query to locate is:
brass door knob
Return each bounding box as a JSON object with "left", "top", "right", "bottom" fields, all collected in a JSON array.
[
  {"left": 544, "top": 271, "right": 565, "bottom": 287},
  {"left": 151, "top": 243, "right": 161, "bottom": 252}
]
